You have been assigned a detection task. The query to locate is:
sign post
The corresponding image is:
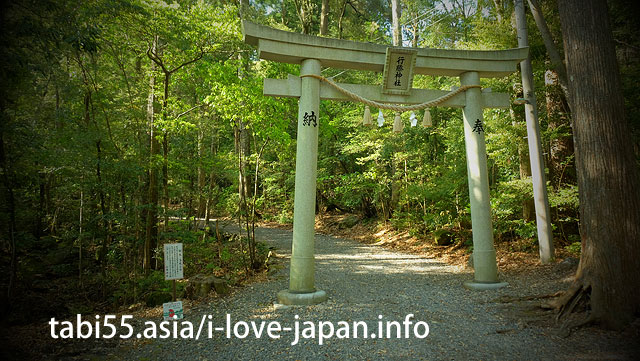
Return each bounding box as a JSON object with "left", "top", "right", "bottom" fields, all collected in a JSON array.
[
  {"left": 162, "top": 301, "right": 184, "bottom": 321},
  {"left": 163, "top": 243, "right": 184, "bottom": 319}
]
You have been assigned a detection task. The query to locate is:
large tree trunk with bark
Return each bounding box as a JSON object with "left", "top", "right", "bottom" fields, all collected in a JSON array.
[{"left": 555, "top": 0, "right": 640, "bottom": 330}]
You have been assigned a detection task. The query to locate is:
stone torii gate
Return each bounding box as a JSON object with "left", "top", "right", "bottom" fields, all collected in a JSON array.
[{"left": 242, "top": 21, "right": 528, "bottom": 305}]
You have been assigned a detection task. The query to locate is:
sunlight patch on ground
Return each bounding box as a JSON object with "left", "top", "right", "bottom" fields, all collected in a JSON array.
[{"left": 314, "top": 253, "right": 434, "bottom": 261}]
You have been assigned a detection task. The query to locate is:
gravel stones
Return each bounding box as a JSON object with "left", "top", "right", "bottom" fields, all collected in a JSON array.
[{"left": 109, "top": 224, "right": 639, "bottom": 361}]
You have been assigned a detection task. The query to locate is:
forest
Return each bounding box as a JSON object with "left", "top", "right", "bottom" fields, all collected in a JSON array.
[{"left": 1, "top": 0, "right": 639, "bottom": 358}]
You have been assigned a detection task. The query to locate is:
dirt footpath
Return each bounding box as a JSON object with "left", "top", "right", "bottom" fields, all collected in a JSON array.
[{"left": 109, "top": 223, "right": 639, "bottom": 360}]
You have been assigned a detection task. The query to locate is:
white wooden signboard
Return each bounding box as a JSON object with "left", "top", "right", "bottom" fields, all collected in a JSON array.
[
  {"left": 382, "top": 48, "right": 417, "bottom": 95},
  {"left": 164, "top": 243, "right": 184, "bottom": 280}
]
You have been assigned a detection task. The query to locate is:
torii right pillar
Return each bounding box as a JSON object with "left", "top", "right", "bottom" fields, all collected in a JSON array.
[{"left": 460, "top": 71, "right": 508, "bottom": 290}]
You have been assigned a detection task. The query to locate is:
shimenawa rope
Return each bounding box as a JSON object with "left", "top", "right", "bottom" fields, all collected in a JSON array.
[{"left": 299, "top": 74, "right": 481, "bottom": 112}]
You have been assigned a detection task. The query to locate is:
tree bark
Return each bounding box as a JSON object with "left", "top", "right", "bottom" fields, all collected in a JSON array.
[
  {"left": 205, "top": 125, "right": 218, "bottom": 225},
  {"left": 320, "top": 0, "right": 329, "bottom": 36},
  {"left": 392, "top": 0, "right": 402, "bottom": 46},
  {"left": 162, "top": 131, "right": 169, "bottom": 230},
  {"left": 281, "top": 0, "right": 287, "bottom": 26},
  {"left": 511, "top": 107, "right": 535, "bottom": 221},
  {"left": 144, "top": 36, "right": 159, "bottom": 273},
  {"left": 338, "top": 0, "right": 347, "bottom": 39},
  {"left": 197, "top": 116, "right": 207, "bottom": 218},
  {"left": 527, "top": 0, "right": 571, "bottom": 106},
  {"left": 145, "top": 135, "right": 160, "bottom": 272},
  {"left": 294, "top": 0, "right": 314, "bottom": 34},
  {"left": 556, "top": 0, "right": 640, "bottom": 330},
  {"left": 544, "top": 69, "right": 574, "bottom": 188},
  {"left": 161, "top": 73, "right": 170, "bottom": 230},
  {"left": 388, "top": 0, "right": 403, "bottom": 218},
  {"left": 514, "top": 0, "right": 554, "bottom": 263},
  {"left": 236, "top": 118, "right": 252, "bottom": 208},
  {"left": 78, "top": 187, "right": 83, "bottom": 287},
  {"left": 146, "top": 36, "right": 205, "bottom": 234},
  {"left": 95, "top": 139, "right": 112, "bottom": 285},
  {"left": 410, "top": 7, "right": 419, "bottom": 48}
]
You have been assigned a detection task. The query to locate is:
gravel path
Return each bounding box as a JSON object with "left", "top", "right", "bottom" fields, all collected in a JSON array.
[{"left": 111, "top": 224, "right": 638, "bottom": 360}]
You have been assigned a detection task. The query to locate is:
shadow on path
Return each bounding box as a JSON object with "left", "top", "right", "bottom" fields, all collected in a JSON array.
[{"left": 112, "top": 223, "right": 636, "bottom": 361}]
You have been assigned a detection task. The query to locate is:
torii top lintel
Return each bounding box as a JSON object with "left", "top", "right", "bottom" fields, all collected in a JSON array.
[{"left": 242, "top": 21, "right": 527, "bottom": 78}]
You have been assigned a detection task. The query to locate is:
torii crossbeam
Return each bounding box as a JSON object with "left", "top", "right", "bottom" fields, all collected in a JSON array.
[{"left": 242, "top": 21, "right": 527, "bottom": 305}]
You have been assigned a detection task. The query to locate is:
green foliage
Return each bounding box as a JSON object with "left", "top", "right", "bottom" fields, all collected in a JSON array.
[
  {"left": 565, "top": 242, "right": 581, "bottom": 256},
  {"left": 10, "top": 0, "right": 638, "bottom": 319},
  {"left": 549, "top": 184, "right": 579, "bottom": 211}
]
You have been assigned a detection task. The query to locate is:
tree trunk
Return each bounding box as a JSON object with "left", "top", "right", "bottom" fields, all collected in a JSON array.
[
  {"left": 78, "top": 187, "right": 83, "bottom": 287},
  {"left": 205, "top": 129, "right": 218, "bottom": 225},
  {"left": 514, "top": 0, "right": 554, "bottom": 263},
  {"left": 145, "top": 137, "right": 160, "bottom": 272},
  {"left": 249, "top": 138, "right": 269, "bottom": 269},
  {"left": 236, "top": 118, "right": 252, "bottom": 208},
  {"left": 146, "top": 38, "right": 204, "bottom": 233},
  {"left": 320, "top": 0, "right": 329, "bottom": 36},
  {"left": 281, "top": 0, "right": 287, "bottom": 26},
  {"left": 511, "top": 108, "right": 535, "bottom": 221},
  {"left": 527, "top": 0, "right": 571, "bottom": 105},
  {"left": 162, "top": 131, "right": 169, "bottom": 230},
  {"left": 96, "top": 140, "right": 111, "bottom": 284},
  {"left": 545, "top": 69, "right": 574, "bottom": 188},
  {"left": 519, "top": 155, "right": 535, "bottom": 221},
  {"left": 555, "top": 0, "right": 640, "bottom": 330},
  {"left": 338, "top": 1, "right": 346, "bottom": 39},
  {"left": 392, "top": 0, "right": 402, "bottom": 46},
  {"left": 144, "top": 36, "right": 159, "bottom": 273},
  {"left": 197, "top": 117, "right": 207, "bottom": 218},
  {"left": 388, "top": 0, "right": 403, "bottom": 218},
  {"left": 410, "top": 8, "right": 419, "bottom": 48},
  {"left": 296, "top": 0, "right": 313, "bottom": 34},
  {"left": 162, "top": 72, "right": 170, "bottom": 231}
]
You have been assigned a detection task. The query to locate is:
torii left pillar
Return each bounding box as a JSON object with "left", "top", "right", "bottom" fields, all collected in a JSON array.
[{"left": 277, "top": 59, "right": 328, "bottom": 305}]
